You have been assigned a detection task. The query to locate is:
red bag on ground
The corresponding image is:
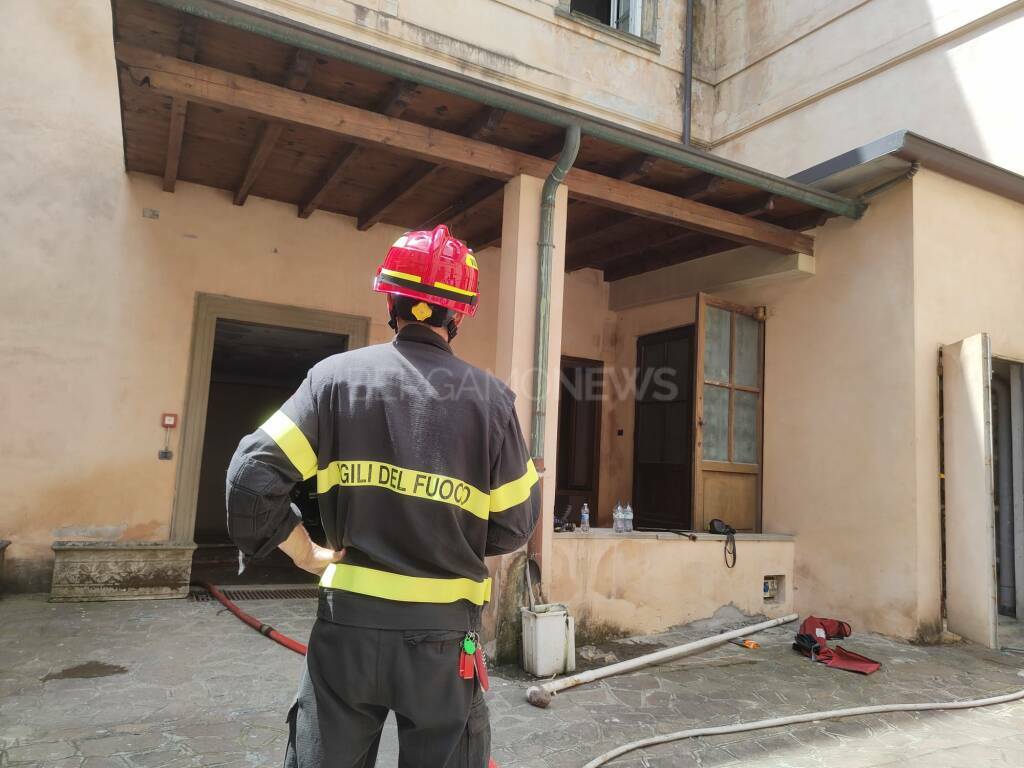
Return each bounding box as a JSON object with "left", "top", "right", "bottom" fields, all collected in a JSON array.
[{"left": 793, "top": 616, "right": 880, "bottom": 675}]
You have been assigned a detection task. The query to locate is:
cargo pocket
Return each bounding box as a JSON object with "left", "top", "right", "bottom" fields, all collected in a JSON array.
[{"left": 459, "top": 689, "right": 491, "bottom": 768}]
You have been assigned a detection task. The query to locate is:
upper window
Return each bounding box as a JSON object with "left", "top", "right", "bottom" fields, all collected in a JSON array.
[{"left": 570, "top": 0, "right": 645, "bottom": 38}]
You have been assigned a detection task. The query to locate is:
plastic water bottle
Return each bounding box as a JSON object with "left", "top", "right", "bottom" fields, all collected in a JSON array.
[
  {"left": 613, "top": 501, "right": 624, "bottom": 533},
  {"left": 623, "top": 503, "right": 634, "bottom": 533},
  {"left": 580, "top": 503, "right": 591, "bottom": 533}
]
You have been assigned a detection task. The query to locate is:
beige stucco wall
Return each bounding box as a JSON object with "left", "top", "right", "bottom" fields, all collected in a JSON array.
[
  {"left": 711, "top": 1, "right": 1024, "bottom": 177},
  {"left": 559, "top": 184, "right": 930, "bottom": 639},
  {"left": 714, "top": 184, "right": 927, "bottom": 639},
  {"left": 236, "top": 0, "right": 703, "bottom": 142},
  {"left": 549, "top": 532, "right": 794, "bottom": 634},
  {"left": 910, "top": 168, "right": 1024, "bottom": 631},
  {"left": 0, "top": 0, "right": 501, "bottom": 590}
]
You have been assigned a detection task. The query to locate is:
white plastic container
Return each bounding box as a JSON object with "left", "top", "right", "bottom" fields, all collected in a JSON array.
[{"left": 520, "top": 603, "right": 576, "bottom": 677}]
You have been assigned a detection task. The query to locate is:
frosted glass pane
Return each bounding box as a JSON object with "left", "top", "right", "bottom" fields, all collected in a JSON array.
[
  {"left": 734, "top": 391, "right": 758, "bottom": 464},
  {"left": 735, "top": 314, "right": 760, "bottom": 388},
  {"left": 703, "top": 307, "right": 731, "bottom": 383},
  {"left": 703, "top": 385, "right": 729, "bottom": 461}
]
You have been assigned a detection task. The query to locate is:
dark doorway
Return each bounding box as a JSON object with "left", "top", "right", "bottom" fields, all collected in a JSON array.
[
  {"left": 192, "top": 319, "right": 349, "bottom": 584},
  {"left": 633, "top": 325, "right": 695, "bottom": 530},
  {"left": 555, "top": 357, "right": 603, "bottom": 526}
]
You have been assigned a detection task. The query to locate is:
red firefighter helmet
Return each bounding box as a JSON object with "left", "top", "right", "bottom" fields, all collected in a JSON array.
[{"left": 373, "top": 225, "right": 479, "bottom": 317}]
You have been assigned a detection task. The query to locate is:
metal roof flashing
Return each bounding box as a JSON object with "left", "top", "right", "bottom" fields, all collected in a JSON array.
[{"left": 792, "top": 130, "right": 1024, "bottom": 206}]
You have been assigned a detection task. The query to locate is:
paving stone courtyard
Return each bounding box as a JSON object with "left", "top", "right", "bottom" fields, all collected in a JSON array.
[{"left": 2, "top": 592, "right": 1024, "bottom": 767}]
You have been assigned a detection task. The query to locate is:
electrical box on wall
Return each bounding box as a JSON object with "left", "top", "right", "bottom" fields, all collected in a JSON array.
[{"left": 161, "top": 413, "right": 178, "bottom": 428}]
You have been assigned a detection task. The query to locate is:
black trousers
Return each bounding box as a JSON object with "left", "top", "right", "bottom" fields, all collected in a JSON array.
[{"left": 284, "top": 620, "right": 491, "bottom": 768}]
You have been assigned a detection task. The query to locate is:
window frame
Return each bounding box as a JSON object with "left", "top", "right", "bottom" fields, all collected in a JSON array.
[{"left": 560, "top": 0, "right": 659, "bottom": 47}]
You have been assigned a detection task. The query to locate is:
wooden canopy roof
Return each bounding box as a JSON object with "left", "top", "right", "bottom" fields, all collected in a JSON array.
[{"left": 112, "top": 0, "right": 863, "bottom": 281}]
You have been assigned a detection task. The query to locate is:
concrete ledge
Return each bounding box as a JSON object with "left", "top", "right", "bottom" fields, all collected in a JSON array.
[
  {"left": 549, "top": 532, "right": 795, "bottom": 635},
  {"left": 609, "top": 246, "right": 816, "bottom": 311},
  {"left": 50, "top": 541, "right": 197, "bottom": 602},
  {"left": 554, "top": 529, "right": 794, "bottom": 542}
]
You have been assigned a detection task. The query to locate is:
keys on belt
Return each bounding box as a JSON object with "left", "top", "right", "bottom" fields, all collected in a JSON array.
[{"left": 458, "top": 632, "right": 489, "bottom": 691}]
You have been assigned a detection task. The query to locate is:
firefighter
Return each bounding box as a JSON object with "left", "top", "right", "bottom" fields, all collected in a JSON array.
[{"left": 225, "top": 224, "right": 541, "bottom": 768}]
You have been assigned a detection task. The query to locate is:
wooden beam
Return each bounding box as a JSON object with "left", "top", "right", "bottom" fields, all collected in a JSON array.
[
  {"left": 298, "top": 79, "right": 418, "bottom": 219},
  {"left": 579, "top": 193, "right": 782, "bottom": 271},
  {"left": 163, "top": 99, "right": 188, "bottom": 193},
  {"left": 234, "top": 51, "right": 313, "bottom": 206},
  {"left": 421, "top": 135, "right": 568, "bottom": 231},
  {"left": 615, "top": 154, "right": 657, "bottom": 184},
  {"left": 162, "top": 19, "right": 197, "bottom": 193},
  {"left": 356, "top": 107, "right": 506, "bottom": 231},
  {"left": 565, "top": 170, "right": 732, "bottom": 270},
  {"left": 116, "top": 46, "right": 814, "bottom": 255},
  {"left": 476, "top": 153, "right": 654, "bottom": 251}
]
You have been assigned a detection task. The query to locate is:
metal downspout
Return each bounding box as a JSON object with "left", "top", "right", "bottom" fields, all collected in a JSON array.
[
  {"left": 530, "top": 125, "right": 581, "bottom": 462},
  {"left": 682, "top": 0, "right": 695, "bottom": 145}
]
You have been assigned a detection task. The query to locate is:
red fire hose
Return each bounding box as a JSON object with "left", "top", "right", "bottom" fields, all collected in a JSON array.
[{"left": 198, "top": 582, "right": 307, "bottom": 656}]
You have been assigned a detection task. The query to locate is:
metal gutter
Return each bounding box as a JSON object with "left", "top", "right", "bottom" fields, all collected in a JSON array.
[
  {"left": 143, "top": 0, "right": 864, "bottom": 219},
  {"left": 791, "top": 130, "right": 1024, "bottom": 206},
  {"left": 531, "top": 126, "right": 581, "bottom": 461}
]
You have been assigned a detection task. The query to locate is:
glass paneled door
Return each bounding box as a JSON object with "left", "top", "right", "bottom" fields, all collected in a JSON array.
[{"left": 693, "top": 294, "right": 765, "bottom": 531}]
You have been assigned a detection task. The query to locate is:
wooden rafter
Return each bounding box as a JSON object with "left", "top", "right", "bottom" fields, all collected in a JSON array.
[
  {"left": 162, "top": 18, "right": 197, "bottom": 193},
  {"left": 604, "top": 206, "right": 826, "bottom": 282},
  {"left": 298, "top": 80, "right": 419, "bottom": 219},
  {"left": 116, "top": 46, "right": 815, "bottom": 255},
  {"left": 233, "top": 50, "right": 314, "bottom": 206},
  {"left": 564, "top": 171, "right": 731, "bottom": 271},
  {"left": 356, "top": 107, "right": 506, "bottom": 231},
  {"left": 581, "top": 193, "right": 782, "bottom": 271}
]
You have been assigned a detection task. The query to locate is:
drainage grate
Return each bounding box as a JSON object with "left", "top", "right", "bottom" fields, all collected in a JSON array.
[{"left": 190, "top": 586, "right": 319, "bottom": 602}]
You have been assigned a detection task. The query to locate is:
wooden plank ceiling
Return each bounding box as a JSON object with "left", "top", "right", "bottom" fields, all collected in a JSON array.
[{"left": 113, "top": 0, "right": 835, "bottom": 282}]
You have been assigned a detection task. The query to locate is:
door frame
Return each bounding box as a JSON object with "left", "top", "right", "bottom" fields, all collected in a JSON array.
[
  {"left": 556, "top": 355, "right": 604, "bottom": 522},
  {"left": 693, "top": 294, "right": 765, "bottom": 532},
  {"left": 170, "top": 293, "right": 370, "bottom": 542},
  {"left": 941, "top": 333, "right": 998, "bottom": 648}
]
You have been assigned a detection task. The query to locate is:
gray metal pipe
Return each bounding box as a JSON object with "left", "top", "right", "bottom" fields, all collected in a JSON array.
[
  {"left": 994, "top": 375, "right": 1016, "bottom": 615},
  {"left": 682, "top": 0, "right": 694, "bottom": 145},
  {"left": 530, "top": 125, "right": 581, "bottom": 461}
]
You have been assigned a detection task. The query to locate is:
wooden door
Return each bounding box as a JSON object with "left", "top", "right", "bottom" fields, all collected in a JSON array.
[
  {"left": 555, "top": 358, "right": 603, "bottom": 524},
  {"left": 693, "top": 295, "right": 764, "bottom": 532},
  {"left": 633, "top": 326, "right": 695, "bottom": 529},
  {"left": 942, "top": 334, "right": 998, "bottom": 648}
]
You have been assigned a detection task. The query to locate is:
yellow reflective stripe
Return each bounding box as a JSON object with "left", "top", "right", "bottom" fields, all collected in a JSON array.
[
  {"left": 380, "top": 267, "right": 422, "bottom": 283},
  {"left": 320, "top": 563, "right": 492, "bottom": 605},
  {"left": 489, "top": 459, "right": 539, "bottom": 513},
  {"left": 465, "top": 254, "right": 478, "bottom": 269},
  {"left": 260, "top": 411, "right": 317, "bottom": 480},
  {"left": 433, "top": 280, "right": 478, "bottom": 297},
  {"left": 317, "top": 460, "right": 489, "bottom": 520}
]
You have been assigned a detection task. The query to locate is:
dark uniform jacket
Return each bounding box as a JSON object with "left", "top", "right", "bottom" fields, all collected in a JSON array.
[{"left": 226, "top": 324, "right": 541, "bottom": 630}]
